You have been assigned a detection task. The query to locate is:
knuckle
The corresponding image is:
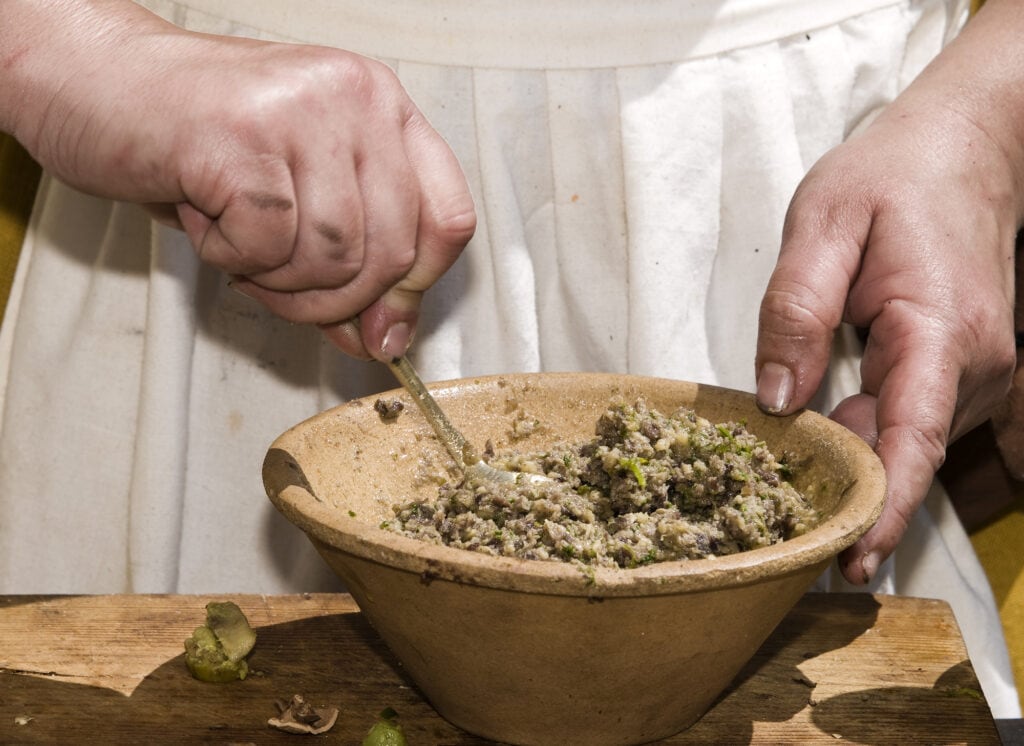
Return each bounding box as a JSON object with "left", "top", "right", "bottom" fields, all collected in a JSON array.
[
  {"left": 759, "top": 279, "right": 839, "bottom": 339},
  {"left": 222, "top": 222, "right": 297, "bottom": 275},
  {"left": 899, "top": 420, "right": 948, "bottom": 473},
  {"left": 431, "top": 197, "right": 477, "bottom": 249},
  {"left": 310, "top": 201, "right": 366, "bottom": 282},
  {"left": 941, "top": 302, "right": 1016, "bottom": 403},
  {"left": 883, "top": 500, "right": 915, "bottom": 545},
  {"left": 323, "top": 50, "right": 403, "bottom": 110},
  {"left": 968, "top": 314, "right": 1016, "bottom": 380},
  {"left": 991, "top": 342, "right": 1017, "bottom": 386},
  {"left": 390, "top": 246, "right": 417, "bottom": 277},
  {"left": 320, "top": 205, "right": 365, "bottom": 258}
]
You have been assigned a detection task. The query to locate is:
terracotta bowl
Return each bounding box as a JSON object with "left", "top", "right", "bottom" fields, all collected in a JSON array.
[{"left": 263, "top": 372, "right": 885, "bottom": 745}]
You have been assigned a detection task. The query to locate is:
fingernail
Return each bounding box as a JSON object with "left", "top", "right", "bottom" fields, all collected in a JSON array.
[
  {"left": 381, "top": 322, "right": 413, "bottom": 360},
  {"left": 757, "top": 362, "right": 795, "bottom": 414},
  {"left": 860, "top": 550, "right": 881, "bottom": 584}
]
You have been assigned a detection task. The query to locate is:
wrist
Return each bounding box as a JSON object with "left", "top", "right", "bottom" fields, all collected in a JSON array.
[{"left": 927, "top": 0, "right": 1024, "bottom": 222}]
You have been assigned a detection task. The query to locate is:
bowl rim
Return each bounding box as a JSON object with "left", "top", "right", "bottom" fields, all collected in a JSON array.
[{"left": 265, "top": 372, "right": 886, "bottom": 598}]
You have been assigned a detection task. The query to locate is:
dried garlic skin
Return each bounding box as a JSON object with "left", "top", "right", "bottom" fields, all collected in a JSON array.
[
  {"left": 268, "top": 694, "right": 339, "bottom": 735},
  {"left": 184, "top": 601, "right": 256, "bottom": 682}
]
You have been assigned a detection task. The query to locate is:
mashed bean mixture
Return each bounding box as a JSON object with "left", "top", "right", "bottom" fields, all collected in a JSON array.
[{"left": 385, "top": 398, "right": 816, "bottom": 569}]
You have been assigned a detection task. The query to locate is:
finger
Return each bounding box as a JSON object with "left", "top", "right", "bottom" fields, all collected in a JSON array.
[
  {"left": 835, "top": 330, "right": 957, "bottom": 584},
  {"left": 853, "top": 276, "right": 1015, "bottom": 441},
  {"left": 837, "top": 418, "right": 942, "bottom": 586},
  {"left": 828, "top": 391, "right": 890, "bottom": 587},
  {"left": 755, "top": 169, "right": 870, "bottom": 415},
  {"left": 179, "top": 158, "right": 300, "bottom": 275},
  {"left": 829, "top": 392, "right": 879, "bottom": 450},
  {"left": 244, "top": 151, "right": 367, "bottom": 292},
  {"left": 356, "top": 111, "right": 476, "bottom": 361},
  {"left": 827, "top": 392, "right": 886, "bottom": 585},
  {"left": 320, "top": 319, "right": 372, "bottom": 360},
  {"left": 228, "top": 277, "right": 373, "bottom": 325},
  {"left": 230, "top": 136, "right": 422, "bottom": 325}
]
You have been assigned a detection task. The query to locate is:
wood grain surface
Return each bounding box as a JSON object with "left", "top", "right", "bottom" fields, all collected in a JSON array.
[{"left": 0, "top": 593, "right": 999, "bottom": 744}]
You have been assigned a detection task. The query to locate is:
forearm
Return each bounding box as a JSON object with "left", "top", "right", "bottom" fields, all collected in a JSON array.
[
  {"left": 887, "top": 0, "right": 1024, "bottom": 222},
  {"left": 0, "top": 0, "right": 169, "bottom": 166}
]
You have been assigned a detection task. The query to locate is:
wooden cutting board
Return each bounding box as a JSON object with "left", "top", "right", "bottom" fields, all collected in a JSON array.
[{"left": 0, "top": 593, "right": 999, "bottom": 744}]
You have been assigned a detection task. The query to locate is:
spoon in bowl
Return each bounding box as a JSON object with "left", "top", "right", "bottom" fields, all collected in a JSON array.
[{"left": 384, "top": 355, "right": 549, "bottom": 485}]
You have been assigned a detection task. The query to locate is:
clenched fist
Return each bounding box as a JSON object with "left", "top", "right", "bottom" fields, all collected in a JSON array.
[{"left": 1, "top": 0, "right": 476, "bottom": 360}]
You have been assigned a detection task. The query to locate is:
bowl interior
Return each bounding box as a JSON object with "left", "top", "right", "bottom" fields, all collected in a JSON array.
[{"left": 264, "top": 372, "right": 885, "bottom": 596}]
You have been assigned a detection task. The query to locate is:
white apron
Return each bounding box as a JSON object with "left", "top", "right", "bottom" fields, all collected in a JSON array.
[{"left": 1, "top": 0, "right": 1017, "bottom": 717}]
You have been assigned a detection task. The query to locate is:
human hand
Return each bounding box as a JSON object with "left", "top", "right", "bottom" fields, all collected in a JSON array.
[
  {"left": 755, "top": 16, "right": 1024, "bottom": 583},
  {"left": 1, "top": 1, "right": 475, "bottom": 361},
  {"left": 991, "top": 245, "right": 1024, "bottom": 480},
  {"left": 991, "top": 359, "right": 1024, "bottom": 480}
]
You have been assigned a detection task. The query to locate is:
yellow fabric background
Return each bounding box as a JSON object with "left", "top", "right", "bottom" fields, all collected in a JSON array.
[
  {"left": 0, "top": 133, "right": 41, "bottom": 328},
  {"left": 973, "top": 507, "right": 1024, "bottom": 712}
]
